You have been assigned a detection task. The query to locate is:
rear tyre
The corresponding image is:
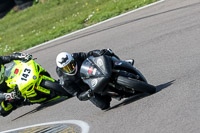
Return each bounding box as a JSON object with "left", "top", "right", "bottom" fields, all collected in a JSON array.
[
  {"left": 40, "top": 79, "right": 72, "bottom": 97},
  {"left": 117, "top": 76, "right": 156, "bottom": 94}
]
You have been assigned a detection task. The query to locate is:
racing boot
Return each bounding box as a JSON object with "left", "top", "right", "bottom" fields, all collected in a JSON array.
[
  {"left": 77, "top": 89, "right": 93, "bottom": 101},
  {"left": 0, "top": 100, "right": 15, "bottom": 117}
]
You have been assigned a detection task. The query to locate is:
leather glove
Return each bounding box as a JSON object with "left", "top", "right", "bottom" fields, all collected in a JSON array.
[
  {"left": 77, "top": 89, "right": 93, "bottom": 101},
  {"left": 3, "top": 92, "right": 20, "bottom": 101},
  {"left": 105, "top": 48, "right": 120, "bottom": 59},
  {"left": 58, "top": 77, "right": 65, "bottom": 86},
  {"left": 106, "top": 48, "right": 114, "bottom": 55},
  {"left": 11, "top": 52, "right": 32, "bottom": 61},
  {"left": 98, "top": 49, "right": 113, "bottom": 56}
]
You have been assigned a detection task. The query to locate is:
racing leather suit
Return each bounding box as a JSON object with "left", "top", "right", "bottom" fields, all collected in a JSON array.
[{"left": 56, "top": 49, "right": 119, "bottom": 110}]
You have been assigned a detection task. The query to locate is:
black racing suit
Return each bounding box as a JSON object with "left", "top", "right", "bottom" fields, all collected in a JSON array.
[
  {"left": 0, "top": 53, "right": 30, "bottom": 117},
  {"left": 56, "top": 49, "right": 119, "bottom": 110}
]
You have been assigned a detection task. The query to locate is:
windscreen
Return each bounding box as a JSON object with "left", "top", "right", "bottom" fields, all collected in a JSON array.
[
  {"left": 4, "top": 61, "right": 17, "bottom": 81},
  {"left": 80, "top": 58, "right": 103, "bottom": 79}
]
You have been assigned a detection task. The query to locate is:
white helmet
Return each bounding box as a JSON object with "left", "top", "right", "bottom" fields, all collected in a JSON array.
[
  {"left": 56, "top": 52, "right": 77, "bottom": 75},
  {"left": 0, "top": 65, "right": 5, "bottom": 84}
]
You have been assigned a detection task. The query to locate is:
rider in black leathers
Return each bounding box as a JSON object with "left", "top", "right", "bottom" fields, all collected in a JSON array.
[
  {"left": 56, "top": 49, "right": 119, "bottom": 110},
  {"left": 0, "top": 52, "right": 32, "bottom": 117}
]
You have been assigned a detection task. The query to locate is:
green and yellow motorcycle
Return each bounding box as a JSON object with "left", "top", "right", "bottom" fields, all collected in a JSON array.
[{"left": 0, "top": 58, "right": 71, "bottom": 114}]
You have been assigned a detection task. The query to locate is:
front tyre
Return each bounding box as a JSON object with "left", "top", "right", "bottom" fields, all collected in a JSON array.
[
  {"left": 40, "top": 79, "right": 72, "bottom": 97},
  {"left": 117, "top": 76, "right": 156, "bottom": 94}
]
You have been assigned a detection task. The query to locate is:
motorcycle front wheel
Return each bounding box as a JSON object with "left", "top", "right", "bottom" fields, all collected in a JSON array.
[
  {"left": 116, "top": 76, "right": 156, "bottom": 94},
  {"left": 40, "top": 79, "right": 72, "bottom": 97}
]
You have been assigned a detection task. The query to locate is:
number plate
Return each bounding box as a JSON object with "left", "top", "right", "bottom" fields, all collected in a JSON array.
[{"left": 20, "top": 68, "right": 32, "bottom": 82}]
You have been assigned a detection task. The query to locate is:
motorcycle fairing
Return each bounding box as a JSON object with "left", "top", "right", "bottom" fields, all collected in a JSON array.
[
  {"left": 80, "top": 56, "right": 112, "bottom": 93},
  {"left": 4, "top": 60, "right": 52, "bottom": 103}
]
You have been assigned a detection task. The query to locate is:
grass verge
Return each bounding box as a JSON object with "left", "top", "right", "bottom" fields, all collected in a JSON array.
[{"left": 0, "top": 0, "right": 158, "bottom": 55}]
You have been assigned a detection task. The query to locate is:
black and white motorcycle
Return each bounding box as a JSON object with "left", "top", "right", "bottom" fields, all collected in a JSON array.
[{"left": 80, "top": 55, "right": 156, "bottom": 100}]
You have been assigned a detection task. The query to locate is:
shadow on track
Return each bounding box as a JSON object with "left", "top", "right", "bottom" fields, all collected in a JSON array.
[
  {"left": 156, "top": 80, "right": 175, "bottom": 92},
  {"left": 12, "top": 80, "right": 175, "bottom": 119},
  {"left": 106, "top": 80, "right": 175, "bottom": 111},
  {"left": 12, "top": 97, "right": 71, "bottom": 121}
]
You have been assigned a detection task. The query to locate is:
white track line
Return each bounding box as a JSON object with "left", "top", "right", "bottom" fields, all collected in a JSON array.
[
  {"left": 26, "top": 0, "right": 165, "bottom": 51},
  {"left": 1, "top": 120, "right": 90, "bottom": 133}
]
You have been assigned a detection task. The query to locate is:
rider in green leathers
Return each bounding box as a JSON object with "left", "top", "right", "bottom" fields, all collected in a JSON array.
[{"left": 0, "top": 52, "right": 32, "bottom": 117}]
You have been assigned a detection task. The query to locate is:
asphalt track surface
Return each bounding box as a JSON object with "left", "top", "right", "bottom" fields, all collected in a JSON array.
[{"left": 1, "top": 0, "right": 200, "bottom": 132}]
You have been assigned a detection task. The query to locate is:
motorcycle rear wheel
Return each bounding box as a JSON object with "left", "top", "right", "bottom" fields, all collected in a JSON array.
[{"left": 116, "top": 76, "right": 156, "bottom": 94}]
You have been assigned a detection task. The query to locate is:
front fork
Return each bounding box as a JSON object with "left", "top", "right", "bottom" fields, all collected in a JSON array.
[{"left": 102, "top": 70, "right": 136, "bottom": 99}]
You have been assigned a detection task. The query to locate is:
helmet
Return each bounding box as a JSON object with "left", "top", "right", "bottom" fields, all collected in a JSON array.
[
  {"left": 0, "top": 65, "right": 5, "bottom": 84},
  {"left": 56, "top": 52, "right": 77, "bottom": 75}
]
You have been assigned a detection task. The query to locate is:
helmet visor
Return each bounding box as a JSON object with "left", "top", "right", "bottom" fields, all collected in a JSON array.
[{"left": 62, "top": 60, "right": 76, "bottom": 74}]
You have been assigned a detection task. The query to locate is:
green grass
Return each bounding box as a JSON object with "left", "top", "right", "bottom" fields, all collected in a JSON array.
[{"left": 0, "top": 0, "right": 158, "bottom": 55}]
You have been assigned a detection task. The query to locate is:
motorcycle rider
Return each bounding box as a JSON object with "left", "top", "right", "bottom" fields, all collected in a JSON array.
[
  {"left": 0, "top": 52, "right": 32, "bottom": 117},
  {"left": 56, "top": 49, "right": 122, "bottom": 110}
]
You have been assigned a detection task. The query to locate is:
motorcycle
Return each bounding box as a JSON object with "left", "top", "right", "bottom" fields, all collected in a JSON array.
[
  {"left": 80, "top": 55, "right": 156, "bottom": 100},
  {"left": 0, "top": 58, "right": 71, "bottom": 110}
]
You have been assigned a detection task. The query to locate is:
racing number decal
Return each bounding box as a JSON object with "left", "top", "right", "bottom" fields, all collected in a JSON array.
[{"left": 21, "top": 68, "right": 31, "bottom": 81}]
